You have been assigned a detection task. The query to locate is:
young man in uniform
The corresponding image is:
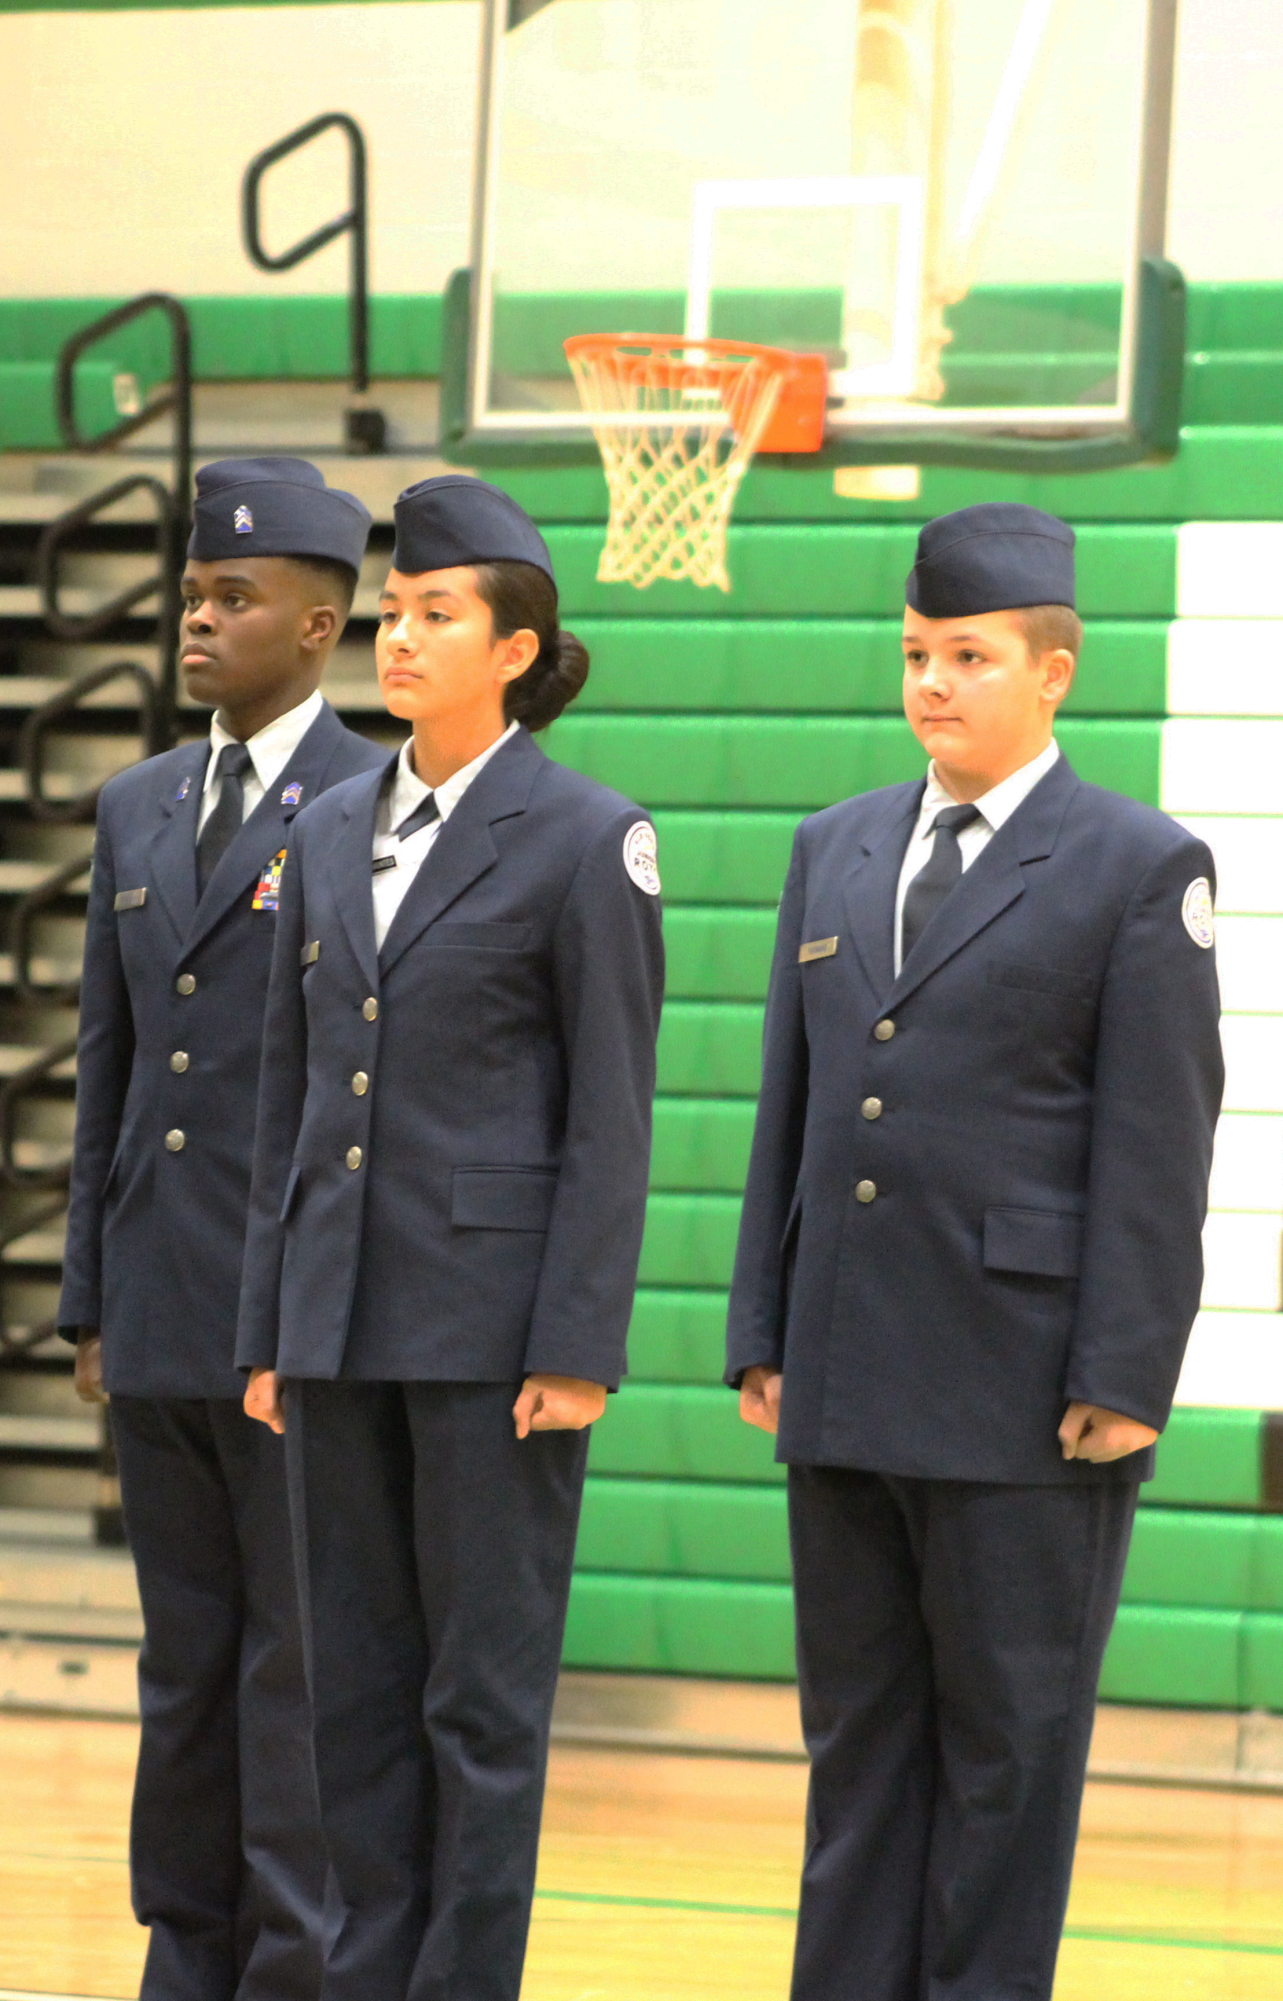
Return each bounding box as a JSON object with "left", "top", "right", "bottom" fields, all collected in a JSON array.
[
  {"left": 60, "top": 457, "right": 386, "bottom": 2001},
  {"left": 727, "top": 503, "right": 1223, "bottom": 2001}
]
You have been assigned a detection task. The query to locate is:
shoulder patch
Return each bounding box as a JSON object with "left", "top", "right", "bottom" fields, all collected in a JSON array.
[
  {"left": 623, "top": 820, "right": 661, "bottom": 896},
  {"left": 1181, "top": 876, "right": 1215, "bottom": 950}
]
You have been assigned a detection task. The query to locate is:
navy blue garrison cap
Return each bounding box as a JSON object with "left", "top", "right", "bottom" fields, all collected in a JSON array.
[
  {"left": 392, "top": 474, "right": 554, "bottom": 582},
  {"left": 906, "top": 503, "right": 1075, "bottom": 617},
  {"left": 188, "top": 457, "right": 372, "bottom": 570}
]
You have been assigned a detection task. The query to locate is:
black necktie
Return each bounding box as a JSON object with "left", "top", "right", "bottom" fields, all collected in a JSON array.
[
  {"left": 901, "top": 803, "right": 982, "bottom": 963},
  {"left": 393, "top": 793, "right": 440, "bottom": 842},
  {"left": 196, "top": 742, "right": 254, "bottom": 895}
]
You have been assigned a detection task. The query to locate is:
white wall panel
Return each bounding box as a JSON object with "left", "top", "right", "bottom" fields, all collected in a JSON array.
[
  {"left": 1178, "top": 525, "right": 1283, "bottom": 618},
  {"left": 1208, "top": 916, "right": 1283, "bottom": 1013},
  {"left": 1161, "top": 718, "right": 1283, "bottom": 814},
  {"left": 1173, "top": 819, "right": 1283, "bottom": 912},
  {"left": 1175, "top": 1310, "right": 1283, "bottom": 1409},
  {"left": 1201, "top": 1212, "right": 1282, "bottom": 1310},
  {"left": 1208, "top": 1113, "right": 1283, "bottom": 1212},
  {"left": 1167, "top": 620, "right": 1283, "bottom": 715},
  {"left": 1220, "top": 1015, "right": 1283, "bottom": 1113}
]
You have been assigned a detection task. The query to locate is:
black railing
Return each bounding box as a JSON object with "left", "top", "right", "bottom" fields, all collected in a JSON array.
[
  {"left": 19, "top": 660, "right": 165, "bottom": 824},
  {"left": 56, "top": 291, "right": 192, "bottom": 519},
  {"left": 241, "top": 112, "right": 385, "bottom": 453}
]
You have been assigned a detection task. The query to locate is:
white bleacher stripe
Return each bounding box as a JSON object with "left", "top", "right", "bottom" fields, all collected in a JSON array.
[
  {"left": 1167, "top": 618, "right": 1283, "bottom": 713},
  {"left": 1172, "top": 817, "right": 1283, "bottom": 912},
  {"left": 1208, "top": 1113, "right": 1283, "bottom": 1211},
  {"left": 1222, "top": 1015, "right": 1283, "bottom": 1113},
  {"left": 1203, "top": 915, "right": 1283, "bottom": 1012},
  {"left": 1175, "top": 1310, "right": 1283, "bottom": 1409},
  {"left": 1177, "top": 523, "right": 1283, "bottom": 617},
  {"left": 1160, "top": 716, "right": 1283, "bottom": 814},
  {"left": 1201, "top": 1212, "right": 1282, "bottom": 1311}
]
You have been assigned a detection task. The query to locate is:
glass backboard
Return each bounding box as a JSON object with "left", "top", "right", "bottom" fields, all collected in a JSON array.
[{"left": 456, "top": 0, "right": 1179, "bottom": 464}]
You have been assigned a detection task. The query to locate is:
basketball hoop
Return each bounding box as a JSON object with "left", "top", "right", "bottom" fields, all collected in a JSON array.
[{"left": 564, "top": 334, "right": 828, "bottom": 592}]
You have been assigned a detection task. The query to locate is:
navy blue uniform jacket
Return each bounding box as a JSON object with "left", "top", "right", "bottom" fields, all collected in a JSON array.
[
  {"left": 725, "top": 755, "right": 1224, "bottom": 1485},
  {"left": 59, "top": 702, "right": 385, "bottom": 1397},
  {"left": 235, "top": 726, "right": 664, "bottom": 1386}
]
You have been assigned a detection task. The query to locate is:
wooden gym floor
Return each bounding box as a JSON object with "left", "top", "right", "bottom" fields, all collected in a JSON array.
[{"left": 0, "top": 1712, "right": 1280, "bottom": 2001}]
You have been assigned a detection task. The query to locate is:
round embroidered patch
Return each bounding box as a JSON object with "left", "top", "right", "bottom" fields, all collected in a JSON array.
[
  {"left": 1181, "top": 876, "right": 1215, "bottom": 949},
  {"left": 623, "top": 821, "right": 661, "bottom": 896}
]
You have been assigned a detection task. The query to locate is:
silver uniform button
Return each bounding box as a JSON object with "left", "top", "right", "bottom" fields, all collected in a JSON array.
[
  {"left": 861, "top": 1097, "right": 883, "bottom": 1120},
  {"left": 165, "top": 1129, "right": 186, "bottom": 1152},
  {"left": 176, "top": 973, "right": 196, "bottom": 995},
  {"left": 170, "top": 1051, "right": 189, "bottom": 1074},
  {"left": 873, "top": 1018, "right": 895, "bottom": 1041},
  {"left": 346, "top": 1146, "right": 363, "bottom": 1170},
  {"left": 855, "top": 1178, "right": 877, "bottom": 1203},
  {"left": 351, "top": 1071, "right": 369, "bottom": 1097},
  {"left": 362, "top": 997, "right": 379, "bottom": 1022}
]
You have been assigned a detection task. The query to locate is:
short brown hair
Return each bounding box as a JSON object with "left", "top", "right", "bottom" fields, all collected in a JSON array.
[
  {"left": 472, "top": 560, "right": 590, "bottom": 732},
  {"left": 1014, "top": 604, "right": 1083, "bottom": 662}
]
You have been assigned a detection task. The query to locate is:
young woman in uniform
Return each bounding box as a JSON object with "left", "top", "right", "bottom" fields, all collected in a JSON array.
[{"left": 236, "top": 474, "right": 664, "bottom": 2001}]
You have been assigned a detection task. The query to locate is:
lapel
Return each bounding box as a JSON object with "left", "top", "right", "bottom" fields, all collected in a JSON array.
[
  {"left": 182, "top": 702, "right": 350, "bottom": 956},
  {"left": 331, "top": 762, "right": 389, "bottom": 995},
  {"left": 885, "top": 752, "right": 1080, "bottom": 1012},
  {"left": 840, "top": 783, "right": 923, "bottom": 1001},
  {"left": 378, "top": 729, "right": 543, "bottom": 978},
  {"left": 147, "top": 741, "right": 210, "bottom": 944}
]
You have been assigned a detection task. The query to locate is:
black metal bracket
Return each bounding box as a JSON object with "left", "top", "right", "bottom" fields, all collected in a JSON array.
[
  {"left": 241, "top": 112, "right": 385, "bottom": 453},
  {"left": 0, "top": 1037, "right": 79, "bottom": 1187},
  {"left": 19, "top": 661, "right": 163, "bottom": 824},
  {"left": 38, "top": 473, "right": 180, "bottom": 650},
  {"left": 56, "top": 292, "right": 192, "bottom": 515}
]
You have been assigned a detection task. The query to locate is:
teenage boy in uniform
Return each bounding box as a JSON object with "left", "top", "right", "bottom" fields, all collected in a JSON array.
[
  {"left": 728, "top": 504, "right": 1224, "bottom": 2001},
  {"left": 60, "top": 457, "right": 385, "bottom": 2001}
]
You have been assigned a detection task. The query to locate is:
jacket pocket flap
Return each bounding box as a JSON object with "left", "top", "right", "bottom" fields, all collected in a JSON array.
[
  {"left": 428, "top": 922, "right": 532, "bottom": 951},
  {"left": 984, "top": 1206, "right": 1083, "bottom": 1278},
  {"left": 987, "top": 960, "right": 1094, "bottom": 1001},
  {"left": 452, "top": 1166, "right": 557, "bottom": 1231}
]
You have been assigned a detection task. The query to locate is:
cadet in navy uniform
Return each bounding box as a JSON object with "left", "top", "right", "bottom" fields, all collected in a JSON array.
[
  {"left": 236, "top": 475, "right": 664, "bottom": 2001},
  {"left": 59, "top": 457, "right": 385, "bottom": 2001},
  {"left": 727, "top": 504, "right": 1223, "bottom": 2001}
]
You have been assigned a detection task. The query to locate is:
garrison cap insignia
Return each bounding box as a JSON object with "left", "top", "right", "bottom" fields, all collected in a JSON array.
[
  {"left": 799, "top": 937, "right": 838, "bottom": 963},
  {"left": 233, "top": 504, "right": 254, "bottom": 534},
  {"left": 1181, "top": 877, "right": 1215, "bottom": 950},
  {"left": 281, "top": 782, "right": 303, "bottom": 806},
  {"left": 623, "top": 821, "right": 661, "bottom": 896},
  {"left": 176, "top": 775, "right": 191, "bottom": 801}
]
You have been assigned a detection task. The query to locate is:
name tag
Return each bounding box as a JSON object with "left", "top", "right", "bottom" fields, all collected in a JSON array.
[
  {"left": 300, "top": 939, "right": 320, "bottom": 967},
  {"left": 799, "top": 936, "right": 838, "bottom": 963},
  {"left": 372, "top": 854, "right": 398, "bottom": 876},
  {"left": 114, "top": 888, "right": 147, "bottom": 912}
]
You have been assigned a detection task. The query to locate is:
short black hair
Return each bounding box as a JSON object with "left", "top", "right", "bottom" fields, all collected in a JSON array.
[
  {"left": 283, "top": 553, "right": 358, "bottom": 617},
  {"left": 472, "top": 560, "right": 590, "bottom": 732}
]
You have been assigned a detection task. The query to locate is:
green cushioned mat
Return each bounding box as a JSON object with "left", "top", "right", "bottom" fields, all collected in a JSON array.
[
  {"left": 563, "top": 1571, "right": 796, "bottom": 1679},
  {"left": 576, "top": 1477, "right": 791, "bottom": 1581},
  {"left": 1147, "top": 1406, "right": 1263, "bottom": 1509},
  {"left": 651, "top": 1099, "right": 756, "bottom": 1193},
  {"left": 626, "top": 1289, "right": 731, "bottom": 1383},
  {"left": 656, "top": 1003, "right": 764, "bottom": 1097},
  {"left": 588, "top": 1381, "right": 780, "bottom": 1485},
  {"left": 548, "top": 716, "right": 1161, "bottom": 812},
  {"left": 572, "top": 621, "right": 1168, "bottom": 718},
  {"left": 0, "top": 358, "right": 124, "bottom": 449},
  {"left": 639, "top": 1195, "right": 742, "bottom": 1289}
]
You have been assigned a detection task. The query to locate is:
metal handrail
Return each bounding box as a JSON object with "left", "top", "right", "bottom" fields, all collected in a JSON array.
[
  {"left": 55, "top": 291, "right": 192, "bottom": 518},
  {"left": 241, "top": 113, "right": 384, "bottom": 450},
  {"left": 9, "top": 856, "right": 93, "bottom": 1007},
  {"left": 0, "top": 1194, "right": 74, "bottom": 1356},
  {"left": 37, "top": 472, "right": 180, "bottom": 651},
  {"left": 0, "top": 1038, "right": 79, "bottom": 1187},
  {"left": 19, "top": 661, "right": 164, "bottom": 823}
]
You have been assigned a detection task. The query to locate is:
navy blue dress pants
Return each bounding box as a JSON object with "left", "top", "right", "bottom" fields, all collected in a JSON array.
[
  {"left": 786, "top": 1468, "right": 1138, "bottom": 2001},
  {"left": 112, "top": 1395, "right": 328, "bottom": 2001},
  {"left": 283, "top": 1378, "right": 590, "bottom": 2001}
]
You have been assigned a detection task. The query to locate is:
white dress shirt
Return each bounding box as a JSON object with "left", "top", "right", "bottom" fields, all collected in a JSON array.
[
  {"left": 197, "top": 689, "right": 326, "bottom": 835},
  {"left": 893, "top": 739, "right": 1060, "bottom": 974},
  {"left": 371, "top": 721, "right": 519, "bottom": 949}
]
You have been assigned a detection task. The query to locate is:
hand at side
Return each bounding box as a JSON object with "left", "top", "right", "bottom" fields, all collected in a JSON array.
[
  {"left": 74, "top": 1331, "right": 108, "bottom": 1405},
  {"left": 1059, "top": 1401, "right": 1158, "bottom": 1463},
  {"left": 739, "top": 1365, "right": 783, "bottom": 1435},
  {"left": 244, "top": 1367, "right": 285, "bottom": 1435},
  {"left": 512, "top": 1374, "right": 607, "bottom": 1438}
]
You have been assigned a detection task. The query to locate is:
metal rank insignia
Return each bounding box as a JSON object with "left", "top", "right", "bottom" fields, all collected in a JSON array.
[
  {"left": 252, "top": 849, "right": 287, "bottom": 912},
  {"left": 176, "top": 776, "right": 192, "bottom": 802},
  {"left": 281, "top": 782, "right": 303, "bottom": 807}
]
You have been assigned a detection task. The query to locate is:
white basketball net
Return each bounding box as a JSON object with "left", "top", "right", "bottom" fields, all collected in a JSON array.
[{"left": 565, "top": 337, "right": 788, "bottom": 592}]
